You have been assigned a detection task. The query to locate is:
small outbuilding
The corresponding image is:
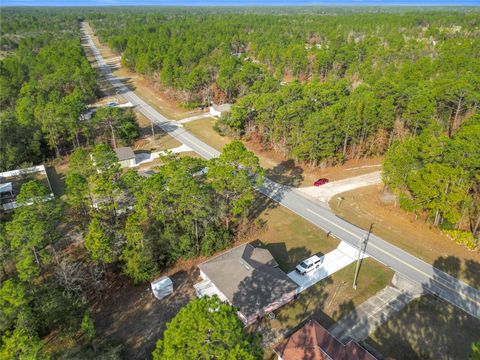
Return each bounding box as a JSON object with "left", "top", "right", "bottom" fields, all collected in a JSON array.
[
  {"left": 209, "top": 103, "right": 232, "bottom": 117},
  {"left": 151, "top": 276, "right": 173, "bottom": 300},
  {"left": 114, "top": 146, "right": 136, "bottom": 168}
]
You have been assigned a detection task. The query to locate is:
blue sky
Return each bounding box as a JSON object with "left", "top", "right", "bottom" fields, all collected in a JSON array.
[{"left": 2, "top": 0, "right": 479, "bottom": 6}]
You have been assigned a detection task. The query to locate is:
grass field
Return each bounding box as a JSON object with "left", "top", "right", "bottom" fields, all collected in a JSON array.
[
  {"left": 244, "top": 195, "right": 339, "bottom": 272},
  {"left": 183, "top": 118, "right": 231, "bottom": 151},
  {"left": 330, "top": 185, "right": 480, "bottom": 288},
  {"left": 366, "top": 294, "right": 480, "bottom": 360}
]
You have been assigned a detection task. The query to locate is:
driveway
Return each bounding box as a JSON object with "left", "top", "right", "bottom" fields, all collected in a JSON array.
[
  {"left": 133, "top": 144, "right": 192, "bottom": 167},
  {"left": 294, "top": 171, "right": 382, "bottom": 203},
  {"left": 288, "top": 241, "right": 368, "bottom": 293}
]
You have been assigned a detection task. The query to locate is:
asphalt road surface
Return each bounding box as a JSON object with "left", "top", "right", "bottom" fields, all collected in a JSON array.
[{"left": 81, "top": 24, "right": 479, "bottom": 319}]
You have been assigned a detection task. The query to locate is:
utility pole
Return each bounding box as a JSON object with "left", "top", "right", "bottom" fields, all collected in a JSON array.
[
  {"left": 353, "top": 223, "right": 373, "bottom": 290},
  {"left": 353, "top": 235, "right": 367, "bottom": 290}
]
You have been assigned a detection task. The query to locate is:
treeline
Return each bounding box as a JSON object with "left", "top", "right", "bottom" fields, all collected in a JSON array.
[
  {"left": 383, "top": 117, "right": 480, "bottom": 247},
  {"left": 0, "top": 32, "right": 98, "bottom": 170},
  {"left": 90, "top": 10, "right": 479, "bottom": 104}
]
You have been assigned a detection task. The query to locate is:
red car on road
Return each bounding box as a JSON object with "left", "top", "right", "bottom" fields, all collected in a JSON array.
[{"left": 313, "top": 178, "right": 329, "bottom": 186}]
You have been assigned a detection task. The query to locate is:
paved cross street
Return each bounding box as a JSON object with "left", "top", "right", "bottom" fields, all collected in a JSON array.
[{"left": 81, "top": 23, "right": 480, "bottom": 320}]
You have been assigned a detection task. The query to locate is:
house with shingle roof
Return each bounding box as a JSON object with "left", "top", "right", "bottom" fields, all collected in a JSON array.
[{"left": 194, "top": 242, "right": 298, "bottom": 325}]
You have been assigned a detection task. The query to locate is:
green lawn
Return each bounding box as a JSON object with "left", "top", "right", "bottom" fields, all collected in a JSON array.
[
  {"left": 183, "top": 118, "right": 230, "bottom": 151},
  {"left": 247, "top": 196, "right": 338, "bottom": 272},
  {"left": 366, "top": 294, "right": 480, "bottom": 360}
]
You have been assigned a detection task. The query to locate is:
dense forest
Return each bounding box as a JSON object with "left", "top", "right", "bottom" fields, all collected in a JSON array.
[
  {"left": 89, "top": 8, "right": 480, "bottom": 237},
  {"left": 90, "top": 10, "right": 479, "bottom": 158},
  {"left": 0, "top": 11, "right": 98, "bottom": 170},
  {"left": 0, "top": 6, "right": 479, "bottom": 359}
]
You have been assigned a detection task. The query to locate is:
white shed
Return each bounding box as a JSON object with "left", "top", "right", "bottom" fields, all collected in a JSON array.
[
  {"left": 209, "top": 103, "right": 232, "bottom": 117},
  {"left": 151, "top": 276, "right": 173, "bottom": 300}
]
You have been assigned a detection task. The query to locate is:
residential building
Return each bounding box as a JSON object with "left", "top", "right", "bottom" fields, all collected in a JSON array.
[
  {"left": 209, "top": 103, "right": 232, "bottom": 117},
  {"left": 114, "top": 146, "right": 136, "bottom": 168},
  {"left": 195, "top": 243, "right": 298, "bottom": 325},
  {"left": 274, "top": 319, "right": 378, "bottom": 360}
]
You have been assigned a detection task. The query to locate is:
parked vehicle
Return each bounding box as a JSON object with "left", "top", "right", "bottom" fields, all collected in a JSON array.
[
  {"left": 314, "top": 178, "right": 329, "bottom": 186},
  {"left": 295, "top": 255, "right": 322, "bottom": 275}
]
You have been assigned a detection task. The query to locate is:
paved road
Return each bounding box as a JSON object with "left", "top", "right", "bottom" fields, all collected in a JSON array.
[{"left": 81, "top": 24, "right": 480, "bottom": 319}]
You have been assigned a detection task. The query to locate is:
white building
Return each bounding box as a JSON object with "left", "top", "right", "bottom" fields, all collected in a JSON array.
[
  {"left": 114, "top": 147, "right": 136, "bottom": 168},
  {"left": 209, "top": 103, "right": 232, "bottom": 117},
  {"left": 0, "top": 165, "right": 54, "bottom": 211}
]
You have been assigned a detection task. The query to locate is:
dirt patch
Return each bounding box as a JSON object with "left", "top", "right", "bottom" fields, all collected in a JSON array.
[
  {"left": 330, "top": 185, "right": 480, "bottom": 288},
  {"left": 92, "top": 269, "right": 199, "bottom": 360}
]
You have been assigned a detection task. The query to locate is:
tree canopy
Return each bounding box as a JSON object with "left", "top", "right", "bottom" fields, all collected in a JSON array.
[{"left": 152, "top": 296, "right": 263, "bottom": 360}]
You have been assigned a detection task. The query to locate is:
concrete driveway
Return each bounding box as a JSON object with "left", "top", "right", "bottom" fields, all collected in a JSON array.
[
  {"left": 288, "top": 241, "right": 368, "bottom": 293},
  {"left": 294, "top": 171, "right": 382, "bottom": 204},
  {"left": 133, "top": 144, "right": 192, "bottom": 167}
]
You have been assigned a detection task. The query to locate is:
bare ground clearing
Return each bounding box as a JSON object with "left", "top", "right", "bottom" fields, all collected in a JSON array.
[{"left": 91, "top": 270, "right": 198, "bottom": 360}]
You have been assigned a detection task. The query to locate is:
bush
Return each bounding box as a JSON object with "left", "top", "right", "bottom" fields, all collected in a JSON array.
[{"left": 442, "top": 230, "right": 478, "bottom": 250}]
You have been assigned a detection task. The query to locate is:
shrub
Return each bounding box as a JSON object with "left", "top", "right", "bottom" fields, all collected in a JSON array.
[{"left": 442, "top": 230, "right": 478, "bottom": 251}]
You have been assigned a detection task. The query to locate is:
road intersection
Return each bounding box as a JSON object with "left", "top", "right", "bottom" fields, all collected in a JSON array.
[{"left": 81, "top": 23, "right": 480, "bottom": 319}]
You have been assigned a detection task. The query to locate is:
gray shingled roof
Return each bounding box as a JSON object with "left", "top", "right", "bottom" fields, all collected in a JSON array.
[
  {"left": 114, "top": 147, "right": 135, "bottom": 161},
  {"left": 199, "top": 243, "right": 298, "bottom": 319}
]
